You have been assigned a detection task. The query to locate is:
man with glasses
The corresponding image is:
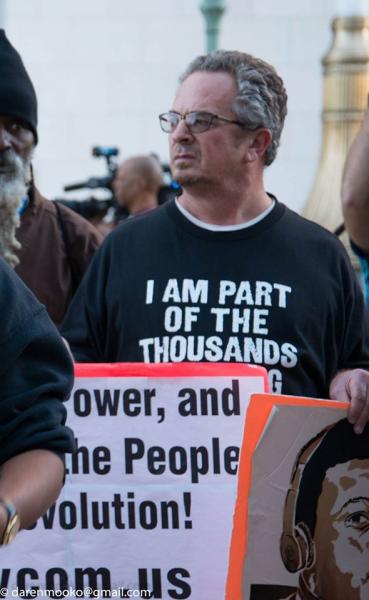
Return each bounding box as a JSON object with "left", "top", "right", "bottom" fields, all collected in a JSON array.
[{"left": 62, "top": 50, "right": 369, "bottom": 433}]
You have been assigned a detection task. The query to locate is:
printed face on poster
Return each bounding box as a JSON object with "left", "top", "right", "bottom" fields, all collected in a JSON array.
[
  {"left": 0, "top": 362, "right": 267, "bottom": 598},
  {"left": 227, "top": 394, "right": 369, "bottom": 600}
]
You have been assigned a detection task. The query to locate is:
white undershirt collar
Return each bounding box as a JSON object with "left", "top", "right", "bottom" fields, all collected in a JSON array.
[{"left": 175, "top": 198, "right": 275, "bottom": 231}]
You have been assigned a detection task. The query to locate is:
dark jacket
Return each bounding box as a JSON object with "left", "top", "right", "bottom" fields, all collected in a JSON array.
[
  {"left": 0, "top": 256, "right": 74, "bottom": 462},
  {"left": 15, "top": 187, "right": 103, "bottom": 325}
]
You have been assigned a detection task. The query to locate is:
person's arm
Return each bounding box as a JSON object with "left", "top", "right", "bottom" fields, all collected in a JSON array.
[
  {"left": 342, "top": 108, "right": 369, "bottom": 251},
  {"left": 330, "top": 369, "right": 369, "bottom": 435},
  {"left": 328, "top": 235, "right": 369, "bottom": 433},
  {"left": 0, "top": 450, "right": 64, "bottom": 534}
]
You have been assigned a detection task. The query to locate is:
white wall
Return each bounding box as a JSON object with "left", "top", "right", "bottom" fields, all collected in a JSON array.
[{"left": 3, "top": 0, "right": 339, "bottom": 212}]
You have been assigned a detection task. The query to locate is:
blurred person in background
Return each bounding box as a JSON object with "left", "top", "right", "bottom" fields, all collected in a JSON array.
[
  {"left": 90, "top": 154, "right": 169, "bottom": 236},
  {"left": 112, "top": 154, "right": 163, "bottom": 219},
  {"left": 0, "top": 29, "right": 102, "bottom": 326}
]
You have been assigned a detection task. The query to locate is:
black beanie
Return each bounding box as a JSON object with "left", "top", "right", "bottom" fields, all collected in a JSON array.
[{"left": 0, "top": 29, "right": 38, "bottom": 143}]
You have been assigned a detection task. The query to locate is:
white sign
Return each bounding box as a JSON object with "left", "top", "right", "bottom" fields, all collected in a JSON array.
[{"left": 1, "top": 363, "right": 267, "bottom": 599}]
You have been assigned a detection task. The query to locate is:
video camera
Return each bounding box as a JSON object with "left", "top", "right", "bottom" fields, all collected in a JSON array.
[
  {"left": 54, "top": 146, "right": 121, "bottom": 221},
  {"left": 55, "top": 147, "right": 181, "bottom": 222}
]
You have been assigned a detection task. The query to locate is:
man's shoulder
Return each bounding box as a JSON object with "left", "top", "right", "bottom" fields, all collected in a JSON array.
[
  {"left": 55, "top": 202, "right": 103, "bottom": 243},
  {"left": 282, "top": 205, "right": 340, "bottom": 239},
  {"left": 0, "top": 255, "right": 36, "bottom": 300},
  {"left": 108, "top": 203, "right": 169, "bottom": 239},
  {"left": 125, "top": 203, "right": 168, "bottom": 227},
  {"left": 279, "top": 205, "right": 349, "bottom": 255},
  {"left": 0, "top": 257, "right": 46, "bottom": 336},
  {"left": 32, "top": 189, "right": 103, "bottom": 244}
]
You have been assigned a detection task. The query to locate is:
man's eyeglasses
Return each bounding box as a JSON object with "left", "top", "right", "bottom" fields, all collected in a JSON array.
[{"left": 158, "top": 111, "right": 244, "bottom": 134}]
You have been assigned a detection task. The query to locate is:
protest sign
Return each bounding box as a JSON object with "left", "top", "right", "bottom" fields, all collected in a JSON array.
[
  {"left": 1, "top": 362, "right": 267, "bottom": 599},
  {"left": 225, "top": 393, "right": 367, "bottom": 600}
]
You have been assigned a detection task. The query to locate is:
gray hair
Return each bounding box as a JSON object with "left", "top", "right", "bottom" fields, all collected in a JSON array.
[
  {"left": 0, "top": 149, "right": 33, "bottom": 267},
  {"left": 179, "top": 50, "right": 288, "bottom": 166}
]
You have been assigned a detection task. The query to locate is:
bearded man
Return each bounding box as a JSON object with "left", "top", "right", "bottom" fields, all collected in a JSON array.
[{"left": 0, "top": 30, "right": 102, "bottom": 325}]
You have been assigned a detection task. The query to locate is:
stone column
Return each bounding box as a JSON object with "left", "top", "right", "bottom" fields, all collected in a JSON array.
[{"left": 303, "top": 1, "right": 369, "bottom": 260}]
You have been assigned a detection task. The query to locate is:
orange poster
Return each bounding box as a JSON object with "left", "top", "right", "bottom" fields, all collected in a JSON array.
[{"left": 226, "top": 393, "right": 369, "bottom": 600}]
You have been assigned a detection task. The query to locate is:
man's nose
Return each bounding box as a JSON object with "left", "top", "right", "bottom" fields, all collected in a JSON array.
[
  {"left": 171, "top": 118, "right": 194, "bottom": 143},
  {"left": 0, "top": 126, "right": 12, "bottom": 152}
]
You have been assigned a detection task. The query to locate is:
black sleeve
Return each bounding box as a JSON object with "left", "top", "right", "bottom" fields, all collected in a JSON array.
[{"left": 0, "top": 259, "right": 75, "bottom": 464}]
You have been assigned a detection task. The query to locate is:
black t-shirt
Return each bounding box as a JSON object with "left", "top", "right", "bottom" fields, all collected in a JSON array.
[{"left": 61, "top": 200, "right": 369, "bottom": 397}]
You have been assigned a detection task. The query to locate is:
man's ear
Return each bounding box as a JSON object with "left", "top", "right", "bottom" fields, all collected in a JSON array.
[{"left": 244, "top": 128, "right": 272, "bottom": 162}]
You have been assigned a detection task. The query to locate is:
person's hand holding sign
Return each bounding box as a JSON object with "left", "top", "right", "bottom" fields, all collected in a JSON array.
[{"left": 330, "top": 369, "right": 369, "bottom": 434}]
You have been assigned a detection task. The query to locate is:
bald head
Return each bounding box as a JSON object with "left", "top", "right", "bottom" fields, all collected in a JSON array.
[{"left": 113, "top": 155, "right": 164, "bottom": 215}]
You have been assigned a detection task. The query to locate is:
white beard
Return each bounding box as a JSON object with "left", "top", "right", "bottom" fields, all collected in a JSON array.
[{"left": 0, "top": 150, "right": 32, "bottom": 267}]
